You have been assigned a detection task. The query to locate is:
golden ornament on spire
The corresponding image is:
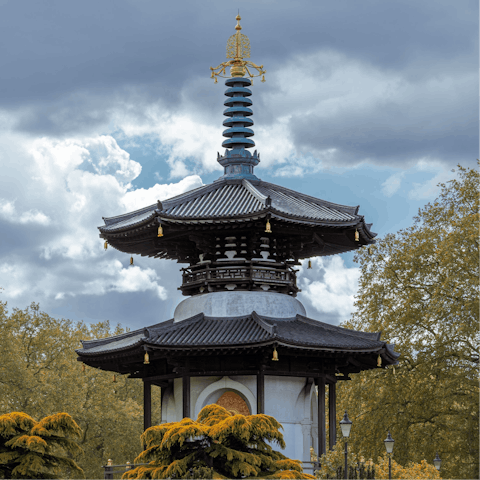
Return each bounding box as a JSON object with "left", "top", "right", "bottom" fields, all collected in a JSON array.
[{"left": 210, "top": 14, "right": 266, "bottom": 81}]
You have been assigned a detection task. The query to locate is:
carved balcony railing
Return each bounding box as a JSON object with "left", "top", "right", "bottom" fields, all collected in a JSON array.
[{"left": 180, "top": 261, "right": 299, "bottom": 296}]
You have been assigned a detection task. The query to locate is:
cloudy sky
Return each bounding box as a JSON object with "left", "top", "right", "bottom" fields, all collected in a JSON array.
[{"left": 0, "top": 0, "right": 477, "bottom": 329}]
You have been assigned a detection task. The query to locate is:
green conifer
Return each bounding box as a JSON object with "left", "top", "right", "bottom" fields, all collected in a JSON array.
[
  {"left": 0, "top": 411, "right": 84, "bottom": 479},
  {"left": 123, "top": 404, "right": 314, "bottom": 479}
]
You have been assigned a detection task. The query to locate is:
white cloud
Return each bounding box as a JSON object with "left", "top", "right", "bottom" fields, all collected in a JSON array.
[
  {"left": 408, "top": 159, "right": 455, "bottom": 200},
  {"left": 381, "top": 171, "right": 405, "bottom": 197},
  {"left": 0, "top": 131, "right": 198, "bottom": 309},
  {"left": 298, "top": 256, "right": 360, "bottom": 323},
  {"left": 122, "top": 175, "right": 203, "bottom": 211},
  {"left": 117, "top": 106, "right": 222, "bottom": 178},
  {"left": 0, "top": 199, "right": 51, "bottom": 225},
  {"left": 82, "top": 260, "right": 167, "bottom": 300}
]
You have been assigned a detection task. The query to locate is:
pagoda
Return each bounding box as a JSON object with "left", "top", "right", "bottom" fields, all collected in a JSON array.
[{"left": 76, "top": 15, "right": 399, "bottom": 466}]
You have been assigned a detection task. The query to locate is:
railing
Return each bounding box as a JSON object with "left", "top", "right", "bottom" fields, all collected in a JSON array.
[
  {"left": 302, "top": 460, "right": 320, "bottom": 475},
  {"left": 103, "top": 460, "right": 147, "bottom": 479},
  {"left": 105, "top": 461, "right": 319, "bottom": 479},
  {"left": 181, "top": 263, "right": 297, "bottom": 287}
]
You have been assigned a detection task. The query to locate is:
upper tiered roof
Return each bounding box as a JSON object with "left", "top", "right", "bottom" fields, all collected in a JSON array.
[{"left": 100, "top": 178, "right": 372, "bottom": 234}]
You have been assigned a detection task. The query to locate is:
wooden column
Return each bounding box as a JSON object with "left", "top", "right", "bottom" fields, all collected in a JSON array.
[
  {"left": 257, "top": 369, "right": 265, "bottom": 414},
  {"left": 182, "top": 374, "right": 191, "bottom": 419},
  {"left": 329, "top": 382, "right": 337, "bottom": 450},
  {"left": 317, "top": 377, "right": 326, "bottom": 456},
  {"left": 143, "top": 380, "right": 152, "bottom": 431}
]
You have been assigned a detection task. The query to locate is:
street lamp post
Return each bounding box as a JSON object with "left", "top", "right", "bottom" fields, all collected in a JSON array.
[
  {"left": 433, "top": 452, "right": 441, "bottom": 472},
  {"left": 384, "top": 432, "right": 395, "bottom": 480},
  {"left": 340, "top": 411, "right": 352, "bottom": 480}
]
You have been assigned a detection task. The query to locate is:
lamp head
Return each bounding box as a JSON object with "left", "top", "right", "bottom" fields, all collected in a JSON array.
[
  {"left": 384, "top": 431, "right": 395, "bottom": 454},
  {"left": 339, "top": 410, "right": 352, "bottom": 438}
]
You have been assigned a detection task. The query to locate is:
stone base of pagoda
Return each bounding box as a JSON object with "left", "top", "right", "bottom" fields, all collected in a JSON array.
[
  {"left": 173, "top": 291, "right": 306, "bottom": 322},
  {"left": 160, "top": 375, "right": 319, "bottom": 463}
]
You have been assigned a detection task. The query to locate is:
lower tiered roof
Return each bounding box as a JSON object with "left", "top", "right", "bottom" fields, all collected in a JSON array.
[{"left": 76, "top": 313, "right": 399, "bottom": 380}]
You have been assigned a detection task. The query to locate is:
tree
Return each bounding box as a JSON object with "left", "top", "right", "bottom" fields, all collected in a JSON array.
[
  {"left": 0, "top": 411, "right": 83, "bottom": 478},
  {"left": 315, "top": 442, "right": 440, "bottom": 479},
  {"left": 0, "top": 301, "right": 157, "bottom": 478},
  {"left": 374, "top": 456, "right": 441, "bottom": 480},
  {"left": 338, "top": 165, "right": 479, "bottom": 479},
  {"left": 123, "top": 404, "right": 315, "bottom": 479}
]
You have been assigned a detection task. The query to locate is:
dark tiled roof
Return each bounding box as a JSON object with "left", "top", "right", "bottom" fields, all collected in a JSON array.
[
  {"left": 77, "top": 312, "right": 399, "bottom": 360},
  {"left": 99, "top": 178, "right": 374, "bottom": 234}
]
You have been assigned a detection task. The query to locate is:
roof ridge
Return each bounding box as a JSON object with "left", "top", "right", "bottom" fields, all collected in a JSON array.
[
  {"left": 295, "top": 315, "right": 381, "bottom": 341},
  {"left": 149, "top": 313, "right": 204, "bottom": 334},
  {"left": 257, "top": 180, "right": 359, "bottom": 216},
  {"left": 242, "top": 179, "right": 268, "bottom": 205},
  {"left": 161, "top": 181, "right": 223, "bottom": 210},
  {"left": 251, "top": 311, "right": 277, "bottom": 336}
]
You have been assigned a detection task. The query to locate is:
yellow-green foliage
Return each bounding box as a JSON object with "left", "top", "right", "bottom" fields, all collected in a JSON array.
[
  {"left": 337, "top": 164, "right": 479, "bottom": 480},
  {"left": 315, "top": 442, "right": 441, "bottom": 479},
  {"left": 123, "top": 404, "right": 315, "bottom": 479},
  {"left": 0, "top": 302, "right": 153, "bottom": 477},
  {"left": 314, "top": 439, "right": 359, "bottom": 479},
  {"left": 374, "top": 455, "right": 441, "bottom": 479},
  {"left": 0, "top": 411, "right": 84, "bottom": 479}
]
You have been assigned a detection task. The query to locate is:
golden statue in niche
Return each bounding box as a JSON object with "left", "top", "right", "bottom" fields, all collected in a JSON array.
[{"left": 216, "top": 391, "right": 250, "bottom": 416}]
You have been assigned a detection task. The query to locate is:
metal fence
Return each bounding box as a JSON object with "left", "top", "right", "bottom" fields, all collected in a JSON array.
[
  {"left": 102, "top": 460, "right": 147, "bottom": 479},
  {"left": 104, "top": 461, "right": 319, "bottom": 479}
]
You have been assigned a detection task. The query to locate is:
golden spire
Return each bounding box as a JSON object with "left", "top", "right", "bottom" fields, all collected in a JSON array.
[{"left": 210, "top": 14, "right": 266, "bottom": 82}]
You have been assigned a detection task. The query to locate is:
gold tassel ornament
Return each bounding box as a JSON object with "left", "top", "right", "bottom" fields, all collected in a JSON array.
[
  {"left": 272, "top": 347, "right": 279, "bottom": 361},
  {"left": 307, "top": 259, "right": 312, "bottom": 269},
  {"left": 82, "top": 364, "right": 85, "bottom": 373},
  {"left": 113, "top": 375, "right": 116, "bottom": 383},
  {"left": 368, "top": 247, "right": 373, "bottom": 255},
  {"left": 377, "top": 354, "right": 382, "bottom": 367},
  {"left": 157, "top": 224, "right": 163, "bottom": 237},
  {"left": 265, "top": 219, "right": 272, "bottom": 233},
  {"left": 355, "top": 229, "right": 359, "bottom": 242},
  {"left": 104, "top": 241, "right": 108, "bottom": 250},
  {"left": 144, "top": 352, "right": 150, "bottom": 365},
  {"left": 130, "top": 257, "right": 134, "bottom": 266}
]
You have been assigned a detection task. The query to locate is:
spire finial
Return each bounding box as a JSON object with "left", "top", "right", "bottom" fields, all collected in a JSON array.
[{"left": 210, "top": 14, "right": 266, "bottom": 82}]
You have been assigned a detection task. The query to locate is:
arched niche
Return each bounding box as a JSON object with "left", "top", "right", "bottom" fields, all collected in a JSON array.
[
  {"left": 217, "top": 391, "right": 250, "bottom": 415},
  {"left": 194, "top": 376, "right": 256, "bottom": 418}
]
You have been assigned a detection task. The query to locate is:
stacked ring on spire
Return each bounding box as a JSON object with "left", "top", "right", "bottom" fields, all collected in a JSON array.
[{"left": 222, "top": 78, "right": 255, "bottom": 149}]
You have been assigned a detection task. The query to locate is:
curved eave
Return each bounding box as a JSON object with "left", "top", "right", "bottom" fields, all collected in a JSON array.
[
  {"left": 141, "top": 339, "right": 391, "bottom": 355},
  {"left": 76, "top": 340, "right": 145, "bottom": 358},
  {"left": 100, "top": 210, "right": 372, "bottom": 234},
  {"left": 77, "top": 337, "right": 398, "bottom": 373}
]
